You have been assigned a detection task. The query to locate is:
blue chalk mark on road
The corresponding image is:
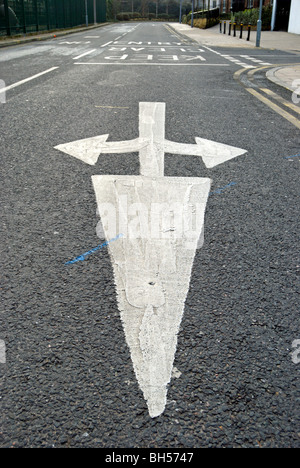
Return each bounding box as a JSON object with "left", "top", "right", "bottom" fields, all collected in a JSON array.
[
  {"left": 65, "top": 234, "right": 123, "bottom": 265},
  {"left": 283, "top": 153, "right": 300, "bottom": 159},
  {"left": 210, "top": 181, "right": 236, "bottom": 196},
  {"left": 65, "top": 180, "right": 237, "bottom": 266}
]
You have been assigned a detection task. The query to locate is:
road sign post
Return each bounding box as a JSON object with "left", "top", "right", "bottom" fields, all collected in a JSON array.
[
  {"left": 256, "top": 0, "right": 263, "bottom": 47},
  {"left": 85, "top": 0, "right": 88, "bottom": 27},
  {"left": 191, "top": 0, "right": 194, "bottom": 28},
  {"left": 3, "top": 0, "right": 11, "bottom": 36},
  {"left": 179, "top": 0, "right": 182, "bottom": 24}
]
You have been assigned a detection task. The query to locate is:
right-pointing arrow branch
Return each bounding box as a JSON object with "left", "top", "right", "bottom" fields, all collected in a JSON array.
[{"left": 164, "top": 137, "right": 247, "bottom": 168}]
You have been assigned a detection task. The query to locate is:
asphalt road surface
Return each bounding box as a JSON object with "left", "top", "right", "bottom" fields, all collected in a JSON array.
[{"left": 0, "top": 22, "right": 299, "bottom": 450}]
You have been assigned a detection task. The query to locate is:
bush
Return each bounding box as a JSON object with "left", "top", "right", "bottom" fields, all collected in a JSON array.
[
  {"left": 116, "top": 12, "right": 141, "bottom": 21},
  {"left": 232, "top": 6, "right": 272, "bottom": 29},
  {"left": 186, "top": 8, "right": 220, "bottom": 29},
  {"left": 186, "top": 7, "right": 219, "bottom": 24},
  {"left": 116, "top": 13, "right": 128, "bottom": 21},
  {"left": 157, "top": 13, "right": 169, "bottom": 20}
]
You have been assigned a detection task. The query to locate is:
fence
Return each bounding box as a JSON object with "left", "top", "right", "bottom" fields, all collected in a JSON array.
[{"left": 0, "top": 0, "right": 106, "bottom": 36}]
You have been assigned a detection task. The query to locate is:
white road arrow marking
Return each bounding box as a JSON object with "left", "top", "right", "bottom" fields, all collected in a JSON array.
[{"left": 55, "top": 102, "right": 247, "bottom": 418}]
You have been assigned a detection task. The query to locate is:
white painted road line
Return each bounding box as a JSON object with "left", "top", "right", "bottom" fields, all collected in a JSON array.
[
  {"left": 73, "top": 49, "right": 96, "bottom": 60},
  {"left": 0, "top": 67, "right": 59, "bottom": 95},
  {"left": 240, "top": 55, "right": 271, "bottom": 65},
  {"left": 59, "top": 41, "right": 81, "bottom": 45}
]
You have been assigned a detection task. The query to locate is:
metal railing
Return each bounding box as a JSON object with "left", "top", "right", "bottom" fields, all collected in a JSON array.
[{"left": 0, "top": 0, "right": 106, "bottom": 37}]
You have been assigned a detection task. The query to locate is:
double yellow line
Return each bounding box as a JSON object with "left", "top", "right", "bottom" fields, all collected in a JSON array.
[
  {"left": 164, "top": 24, "right": 189, "bottom": 43},
  {"left": 234, "top": 66, "right": 300, "bottom": 130}
]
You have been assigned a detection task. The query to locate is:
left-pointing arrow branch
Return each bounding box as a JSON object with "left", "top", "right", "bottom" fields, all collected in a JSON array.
[{"left": 54, "top": 135, "right": 149, "bottom": 166}]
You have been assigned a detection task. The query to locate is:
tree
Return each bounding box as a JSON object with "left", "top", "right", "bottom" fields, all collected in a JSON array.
[
  {"left": 107, "top": 0, "right": 122, "bottom": 20},
  {"left": 140, "top": 0, "right": 149, "bottom": 16}
]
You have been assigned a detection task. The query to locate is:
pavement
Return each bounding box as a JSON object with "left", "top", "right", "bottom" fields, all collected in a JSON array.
[
  {"left": 169, "top": 22, "right": 300, "bottom": 51},
  {"left": 168, "top": 22, "right": 300, "bottom": 93},
  {"left": 266, "top": 64, "right": 300, "bottom": 92}
]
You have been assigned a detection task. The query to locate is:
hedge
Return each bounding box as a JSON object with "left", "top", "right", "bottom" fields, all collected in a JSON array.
[
  {"left": 116, "top": 12, "right": 177, "bottom": 21},
  {"left": 232, "top": 6, "right": 272, "bottom": 28},
  {"left": 186, "top": 7, "right": 220, "bottom": 23},
  {"left": 116, "top": 12, "right": 141, "bottom": 21}
]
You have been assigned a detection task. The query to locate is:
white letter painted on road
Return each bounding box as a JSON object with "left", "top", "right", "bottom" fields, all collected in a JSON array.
[{"left": 105, "top": 54, "right": 128, "bottom": 61}]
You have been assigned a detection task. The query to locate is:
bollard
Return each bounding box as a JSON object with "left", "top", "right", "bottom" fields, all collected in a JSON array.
[
  {"left": 223, "top": 21, "right": 226, "bottom": 34},
  {"left": 233, "top": 22, "right": 236, "bottom": 37},
  {"left": 220, "top": 21, "right": 222, "bottom": 33},
  {"left": 228, "top": 22, "right": 231, "bottom": 35},
  {"left": 247, "top": 24, "right": 251, "bottom": 41},
  {"left": 239, "top": 23, "right": 243, "bottom": 39}
]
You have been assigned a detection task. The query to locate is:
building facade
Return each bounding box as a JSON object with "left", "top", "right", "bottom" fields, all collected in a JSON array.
[
  {"left": 213, "top": 0, "right": 299, "bottom": 34},
  {"left": 288, "top": 0, "right": 300, "bottom": 34},
  {"left": 217, "top": 0, "right": 272, "bottom": 14},
  {"left": 271, "top": 0, "right": 300, "bottom": 34}
]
